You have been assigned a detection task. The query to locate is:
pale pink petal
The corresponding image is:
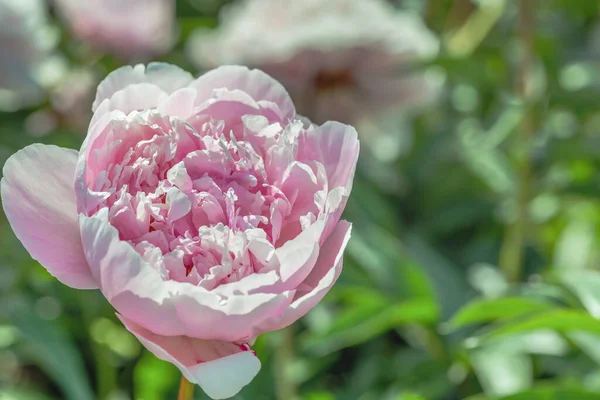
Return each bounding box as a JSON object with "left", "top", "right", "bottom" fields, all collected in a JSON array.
[
  {"left": 166, "top": 187, "right": 191, "bottom": 221},
  {"left": 1, "top": 144, "right": 96, "bottom": 289},
  {"left": 158, "top": 87, "right": 198, "bottom": 119},
  {"left": 188, "top": 66, "right": 296, "bottom": 121},
  {"left": 171, "top": 289, "right": 294, "bottom": 341},
  {"left": 79, "top": 211, "right": 191, "bottom": 335},
  {"left": 167, "top": 161, "right": 193, "bottom": 193},
  {"left": 90, "top": 83, "right": 168, "bottom": 128},
  {"left": 300, "top": 122, "right": 358, "bottom": 240},
  {"left": 253, "top": 220, "right": 351, "bottom": 335},
  {"left": 93, "top": 63, "right": 193, "bottom": 111},
  {"left": 270, "top": 218, "right": 325, "bottom": 290},
  {"left": 118, "top": 314, "right": 260, "bottom": 400},
  {"left": 79, "top": 213, "right": 294, "bottom": 341},
  {"left": 358, "top": 73, "right": 440, "bottom": 116},
  {"left": 309, "top": 121, "right": 359, "bottom": 191}
]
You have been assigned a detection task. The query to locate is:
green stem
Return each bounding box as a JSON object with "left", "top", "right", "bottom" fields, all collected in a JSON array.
[
  {"left": 274, "top": 327, "right": 298, "bottom": 400},
  {"left": 178, "top": 376, "right": 195, "bottom": 400},
  {"left": 92, "top": 341, "right": 117, "bottom": 400},
  {"left": 499, "top": 0, "right": 535, "bottom": 283}
]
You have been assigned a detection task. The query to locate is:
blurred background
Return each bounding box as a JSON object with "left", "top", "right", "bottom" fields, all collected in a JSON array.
[{"left": 1, "top": 0, "right": 600, "bottom": 399}]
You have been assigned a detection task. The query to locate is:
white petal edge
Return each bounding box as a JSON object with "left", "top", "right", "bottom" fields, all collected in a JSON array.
[
  {"left": 93, "top": 63, "right": 194, "bottom": 111},
  {"left": 118, "top": 314, "right": 261, "bottom": 400}
]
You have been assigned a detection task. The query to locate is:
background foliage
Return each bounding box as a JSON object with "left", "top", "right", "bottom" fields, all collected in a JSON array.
[{"left": 2, "top": 0, "right": 600, "bottom": 399}]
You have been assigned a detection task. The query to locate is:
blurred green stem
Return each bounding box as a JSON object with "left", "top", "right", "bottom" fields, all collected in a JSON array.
[
  {"left": 499, "top": 0, "right": 535, "bottom": 283},
  {"left": 178, "top": 376, "right": 195, "bottom": 400},
  {"left": 92, "top": 341, "right": 117, "bottom": 400},
  {"left": 274, "top": 327, "right": 298, "bottom": 400},
  {"left": 81, "top": 295, "right": 117, "bottom": 400}
]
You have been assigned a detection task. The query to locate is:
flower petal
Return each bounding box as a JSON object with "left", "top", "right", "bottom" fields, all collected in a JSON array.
[
  {"left": 1, "top": 144, "right": 96, "bottom": 289},
  {"left": 272, "top": 218, "right": 325, "bottom": 290},
  {"left": 188, "top": 66, "right": 296, "bottom": 121},
  {"left": 90, "top": 83, "right": 168, "bottom": 128},
  {"left": 310, "top": 121, "right": 359, "bottom": 191},
  {"left": 118, "top": 314, "right": 260, "bottom": 400},
  {"left": 302, "top": 122, "right": 359, "bottom": 241},
  {"left": 93, "top": 63, "right": 194, "bottom": 111},
  {"left": 253, "top": 220, "right": 351, "bottom": 335},
  {"left": 79, "top": 213, "right": 294, "bottom": 341}
]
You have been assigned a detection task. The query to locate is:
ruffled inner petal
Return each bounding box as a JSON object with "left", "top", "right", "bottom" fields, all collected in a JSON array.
[{"left": 77, "top": 84, "right": 349, "bottom": 294}]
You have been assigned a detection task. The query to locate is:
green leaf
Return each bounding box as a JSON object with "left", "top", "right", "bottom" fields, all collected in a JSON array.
[
  {"left": 302, "top": 298, "right": 439, "bottom": 355},
  {"left": 134, "top": 351, "right": 179, "bottom": 400},
  {"left": 395, "top": 394, "right": 427, "bottom": 400},
  {"left": 404, "top": 233, "right": 471, "bottom": 321},
  {"left": 568, "top": 331, "right": 600, "bottom": 365},
  {"left": 0, "top": 389, "right": 57, "bottom": 400},
  {"left": 466, "top": 384, "right": 600, "bottom": 400},
  {"left": 556, "top": 270, "right": 600, "bottom": 317},
  {"left": 449, "top": 297, "right": 555, "bottom": 329},
  {"left": 484, "top": 310, "right": 600, "bottom": 340},
  {"left": 2, "top": 297, "right": 94, "bottom": 400},
  {"left": 470, "top": 346, "right": 532, "bottom": 396}
]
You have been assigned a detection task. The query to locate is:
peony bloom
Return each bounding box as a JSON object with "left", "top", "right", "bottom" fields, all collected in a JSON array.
[
  {"left": 1, "top": 63, "right": 358, "bottom": 399},
  {"left": 188, "top": 0, "right": 439, "bottom": 125},
  {"left": 52, "top": 0, "right": 175, "bottom": 60},
  {"left": 0, "top": 0, "right": 56, "bottom": 110}
]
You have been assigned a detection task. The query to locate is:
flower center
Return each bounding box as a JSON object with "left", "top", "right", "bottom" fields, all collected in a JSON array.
[
  {"left": 83, "top": 110, "right": 324, "bottom": 289},
  {"left": 313, "top": 69, "right": 355, "bottom": 92}
]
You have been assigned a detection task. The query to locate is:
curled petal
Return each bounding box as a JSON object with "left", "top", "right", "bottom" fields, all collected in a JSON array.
[
  {"left": 309, "top": 121, "right": 359, "bottom": 191},
  {"left": 189, "top": 65, "right": 296, "bottom": 121},
  {"left": 254, "top": 220, "right": 351, "bottom": 335},
  {"left": 302, "top": 122, "right": 359, "bottom": 240},
  {"left": 79, "top": 213, "right": 295, "bottom": 341},
  {"left": 118, "top": 314, "right": 260, "bottom": 400},
  {"left": 1, "top": 144, "right": 96, "bottom": 289}
]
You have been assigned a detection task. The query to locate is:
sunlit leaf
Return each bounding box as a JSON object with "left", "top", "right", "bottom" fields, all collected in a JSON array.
[
  {"left": 484, "top": 310, "right": 600, "bottom": 340},
  {"left": 0, "top": 389, "right": 56, "bottom": 400},
  {"left": 449, "top": 297, "right": 555, "bottom": 329},
  {"left": 302, "top": 298, "right": 439, "bottom": 355}
]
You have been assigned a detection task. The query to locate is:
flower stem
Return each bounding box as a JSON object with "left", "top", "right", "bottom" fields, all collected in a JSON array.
[
  {"left": 499, "top": 0, "right": 535, "bottom": 283},
  {"left": 274, "top": 327, "right": 298, "bottom": 400},
  {"left": 178, "top": 376, "right": 195, "bottom": 400}
]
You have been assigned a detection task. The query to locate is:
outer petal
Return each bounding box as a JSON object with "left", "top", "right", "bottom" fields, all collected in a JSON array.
[
  {"left": 92, "top": 63, "right": 194, "bottom": 111},
  {"left": 1, "top": 144, "right": 97, "bottom": 289},
  {"left": 118, "top": 314, "right": 260, "bottom": 400},
  {"left": 90, "top": 83, "right": 168, "bottom": 128},
  {"left": 253, "top": 221, "right": 351, "bottom": 335},
  {"left": 310, "top": 121, "right": 359, "bottom": 191},
  {"left": 188, "top": 66, "right": 296, "bottom": 121},
  {"left": 79, "top": 212, "right": 294, "bottom": 341},
  {"left": 300, "top": 122, "right": 359, "bottom": 242}
]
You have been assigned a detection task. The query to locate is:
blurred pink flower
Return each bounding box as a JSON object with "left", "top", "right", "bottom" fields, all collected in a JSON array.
[
  {"left": 0, "top": 0, "right": 55, "bottom": 110},
  {"left": 53, "top": 0, "right": 175, "bottom": 60},
  {"left": 1, "top": 63, "right": 358, "bottom": 399},
  {"left": 51, "top": 68, "right": 98, "bottom": 131},
  {"left": 188, "top": 0, "right": 439, "bottom": 125}
]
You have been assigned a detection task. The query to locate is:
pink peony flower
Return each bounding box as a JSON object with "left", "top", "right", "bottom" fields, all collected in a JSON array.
[
  {"left": 188, "top": 0, "right": 439, "bottom": 125},
  {"left": 1, "top": 63, "right": 358, "bottom": 399},
  {"left": 0, "top": 0, "right": 56, "bottom": 110},
  {"left": 52, "top": 0, "right": 175, "bottom": 60}
]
